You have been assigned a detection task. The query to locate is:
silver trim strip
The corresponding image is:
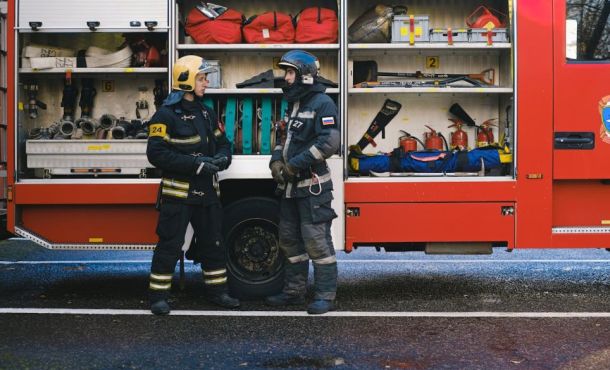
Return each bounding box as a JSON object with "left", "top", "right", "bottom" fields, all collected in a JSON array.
[
  {"left": 297, "top": 111, "right": 315, "bottom": 119},
  {"left": 287, "top": 253, "right": 309, "bottom": 263},
  {"left": 312, "top": 255, "right": 337, "bottom": 265},
  {"left": 309, "top": 145, "right": 324, "bottom": 160},
  {"left": 552, "top": 227, "right": 610, "bottom": 234},
  {"left": 14, "top": 226, "right": 156, "bottom": 250}
]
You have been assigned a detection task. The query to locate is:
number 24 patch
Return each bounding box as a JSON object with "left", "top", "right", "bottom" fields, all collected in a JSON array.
[{"left": 149, "top": 123, "right": 167, "bottom": 137}]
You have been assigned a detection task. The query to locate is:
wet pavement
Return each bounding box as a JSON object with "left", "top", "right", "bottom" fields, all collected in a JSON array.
[{"left": 0, "top": 239, "right": 609, "bottom": 369}]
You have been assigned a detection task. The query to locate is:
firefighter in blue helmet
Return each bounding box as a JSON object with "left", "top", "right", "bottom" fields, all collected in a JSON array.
[
  {"left": 266, "top": 50, "right": 341, "bottom": 314},
  {"left": 147, "top": 55, "right": 239, "bottom": 315}
]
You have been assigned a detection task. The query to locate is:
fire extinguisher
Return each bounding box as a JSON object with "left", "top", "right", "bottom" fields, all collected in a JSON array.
[
  {"left": 447, "top": 118, "right": 469, "bottom": 150},
  {"left": 424, "top": 125, "right": 447, "bottom": 151},
  {"left": 476, "top": 119, "right": 497, "bottom": 147},
  {"left": 399, "top": 130, "right": 425, "bottom": 152}
]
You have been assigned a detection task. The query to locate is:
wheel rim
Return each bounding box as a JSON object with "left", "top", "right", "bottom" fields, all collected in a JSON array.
[{"left": 226, "top": 218, "right": 283, "bottom": 285}]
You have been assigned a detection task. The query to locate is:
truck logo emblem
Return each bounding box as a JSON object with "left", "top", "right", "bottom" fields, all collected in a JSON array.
[{"left": 599, "top": 96, "right": 610, "bottom": 144}]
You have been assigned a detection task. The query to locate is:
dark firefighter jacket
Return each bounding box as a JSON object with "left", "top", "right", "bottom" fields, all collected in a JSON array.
[
  {"left": 270, "top": 83, "right": 341, "bottom": 198},
  {"left": 147, "top": 99, "right": 231, "bottom": 205}
]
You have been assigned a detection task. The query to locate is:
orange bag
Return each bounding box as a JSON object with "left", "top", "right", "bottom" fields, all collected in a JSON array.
[
  {"left": 243, "top": 11, "right": 295, "bottom": 44},
  {"left": 295, "top": 7, "right": 338, "bottom": 44},
  {"left": 185, "top": 7, "right": 244, "bottom": 44}
]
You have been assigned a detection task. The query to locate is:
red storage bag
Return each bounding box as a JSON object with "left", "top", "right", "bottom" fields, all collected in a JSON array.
[
  {"left": 295, "top": 7, "right": 338, "bottom": 44},
  {"left": 243, "top": 11, "right": 295, "bottom": 44},
  {"left": 185, "top": 7, "right": 243, "bottom": 44}
]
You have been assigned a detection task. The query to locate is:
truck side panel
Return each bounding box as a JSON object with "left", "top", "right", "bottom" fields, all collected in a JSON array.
[{"left": 514, "top": 0, "right": 554, "bottom": 247}]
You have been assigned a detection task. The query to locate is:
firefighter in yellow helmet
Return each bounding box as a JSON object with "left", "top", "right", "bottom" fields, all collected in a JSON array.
[{"left": 146, "top": 55, "right": 239, "bottom": 315}]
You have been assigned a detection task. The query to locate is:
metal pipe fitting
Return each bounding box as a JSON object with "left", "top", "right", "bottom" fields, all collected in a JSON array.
[
  {"left": 59, "top": 120, "right": 76, "bottom": 137},
  {"left": 76, "top": 116, "right": 98, "bottom": 135},
  {"left": 111, "top": 118, "right": 132, "bottom": 140},
  {"left": 99, "top": 114, "right": 117, "bottom": 130}
]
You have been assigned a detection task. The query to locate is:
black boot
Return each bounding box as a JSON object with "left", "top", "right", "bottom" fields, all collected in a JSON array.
[
  {"left": 265, "top": 293, "right": 305, "bottom": 306},
  {"left": 208, "top": 292, "right": 240, "bottom": 308},
  {"left": 150, "top": 299, "right": 170, "bottom": 315},
  {"left": 307, "top": 299, "right": 336, "bottom": 315},
  {"left": 149, "top": 290, "right": 171, "bottom": 315}
]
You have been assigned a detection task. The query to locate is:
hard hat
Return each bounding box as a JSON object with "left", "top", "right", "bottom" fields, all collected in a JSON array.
[
  {"left": 172, "top": 55, "right": 217, "bottom": 91},
  {"left": 278, "top": 50, "right": 320, "bottom": 85}
]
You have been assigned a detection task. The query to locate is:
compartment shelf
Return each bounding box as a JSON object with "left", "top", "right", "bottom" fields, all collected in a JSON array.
[
  {"left": 349, "top": 43, "right": 511, "bottom": 50},
  {"left": 349, "top": 87, "right": 513, "bottom": 94},
  {"left": 19, "top": 67, "right": 169, "bottom": 74},
  {"left": 178, "top": 43, "right": 340, "bottom": 51},
  {"left": 16, "top": 28, "right": 170, "bottom": 33},
  {"left": 205, "top": 88, "right": 340, "bottom": 95},
  {"left": 345, "top": 176, "right": 514, "bottom": 183}
]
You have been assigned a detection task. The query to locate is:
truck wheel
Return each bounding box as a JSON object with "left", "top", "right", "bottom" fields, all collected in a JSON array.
[{"left": 223, "top": 197, "right": 284, "bottom": 299}]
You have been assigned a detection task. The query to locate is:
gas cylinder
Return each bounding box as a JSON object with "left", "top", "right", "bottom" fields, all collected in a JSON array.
[
  {"left": 466, "top": 6, "right": 505, "bottom": 29},
  {"left": 448, "top": 118, "right": 468, "bottom": 150},
  {"left": 399, "top": 130, "right": 423, "bottom": 152},
  {"left": 476, "top": 119, "right": 497, "bottom": 147},
  {"left": 424, "top": 125, "right": 444, "bottom": 150}
]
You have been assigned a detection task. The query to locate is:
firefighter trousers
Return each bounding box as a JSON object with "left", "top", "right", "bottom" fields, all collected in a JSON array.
[
  {"left": 149, "top": 201, "right": 228, "bottom": 302},
  {"left": 278, "top": 192, "right": 338, "bottom": 300}
]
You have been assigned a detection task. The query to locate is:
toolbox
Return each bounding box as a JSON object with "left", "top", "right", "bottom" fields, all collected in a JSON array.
[
  {"left": 469, "top": 28, "right": 509, "bottom": 43},
  {"left": 391, "top": 15, "right": 430, "bottom": 43},
  {"left": 429, "top": 28, "right": 469, "bottom": 43}
]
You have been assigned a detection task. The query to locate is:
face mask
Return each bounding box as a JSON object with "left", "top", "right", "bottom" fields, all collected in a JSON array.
[{"left": 282, "top": 82, "right": 311, "bottom": 102}]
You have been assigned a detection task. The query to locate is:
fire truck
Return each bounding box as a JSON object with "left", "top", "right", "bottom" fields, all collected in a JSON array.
[{"left": 1, "top": 0, "right": 609, "bottom": 297}]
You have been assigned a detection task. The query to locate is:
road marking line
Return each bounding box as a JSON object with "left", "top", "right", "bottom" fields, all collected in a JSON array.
[
  {"left": 340, "top": 259, "right": 610, "bottom": 263},
  {"left": 0, "top": 260, "right": 152, "bottom": 264},
  {"left": 1, "top": 259, "right": 610, "bottom": 265},
  {"left": 0, "top": 308, "right": 609, "bottom": 318}
]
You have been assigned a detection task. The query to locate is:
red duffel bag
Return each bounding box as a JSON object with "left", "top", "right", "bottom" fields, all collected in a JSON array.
[
  {"left": 185, "top": 7, "right": 243, "bottom": 44},
  {"left": 295, "top": 7, "right": 338, "bottom": 44},
  {"left": 243, "top": 11, "right": 295, "bottom": 44}
]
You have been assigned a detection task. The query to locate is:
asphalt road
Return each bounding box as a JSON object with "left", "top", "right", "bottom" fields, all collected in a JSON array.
[{"left": 0, "top": 239, "right": 609, "bottom": 369}]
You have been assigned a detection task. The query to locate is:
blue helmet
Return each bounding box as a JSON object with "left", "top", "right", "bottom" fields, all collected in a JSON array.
[{"left": 278, "top": 50, "right": 320, "bottom": 85}]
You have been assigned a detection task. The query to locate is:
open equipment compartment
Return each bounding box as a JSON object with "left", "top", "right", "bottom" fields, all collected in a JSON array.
[
  {"left": 345, "top": 0, "right": 514, "bottom": 180},
  {"left": 16, "top": 0, "right": 170, "bottom": 179}
]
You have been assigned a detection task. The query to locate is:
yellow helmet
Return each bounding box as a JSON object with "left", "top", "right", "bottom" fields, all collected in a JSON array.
[{"left": 172, "top": 55, "right": 217, "bottom": 91}]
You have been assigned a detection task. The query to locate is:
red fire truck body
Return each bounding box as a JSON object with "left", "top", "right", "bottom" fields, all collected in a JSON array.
[
  {"left": 2, "top": 0, "right": 609, "bottom": 295},
  {"left": 346, "top": 1, "right": 610, "bottom": 251}
]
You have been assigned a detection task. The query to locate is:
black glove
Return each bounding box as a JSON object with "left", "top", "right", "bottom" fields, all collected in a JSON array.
[
  {"left": 270, "top": 160, "right": 285, "bottom": 185},
  {"left": 195, "top": 156, "right": 219, "bottom": 175},
  {"left": 283, "top": 163, "right": 297, "bottom": 182},
  {"left": 212, "top": 154, "right": 229, "bottom": 171}
]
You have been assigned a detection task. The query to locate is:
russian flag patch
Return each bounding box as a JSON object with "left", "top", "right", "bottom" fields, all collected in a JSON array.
[{"left": 321, "top": 116, "right": 335, "bottom": 126}]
